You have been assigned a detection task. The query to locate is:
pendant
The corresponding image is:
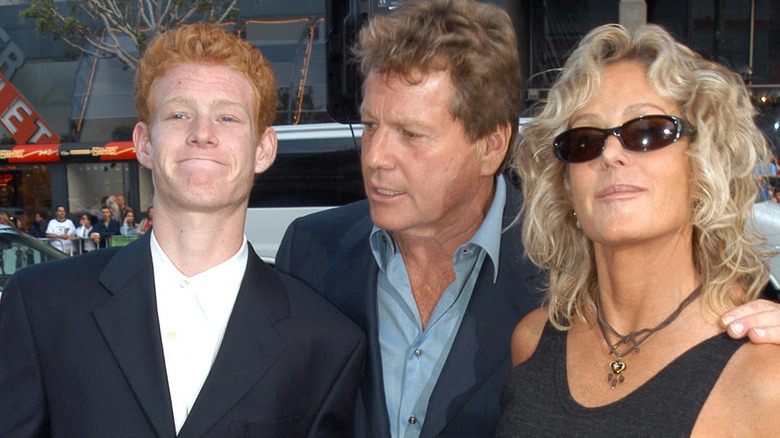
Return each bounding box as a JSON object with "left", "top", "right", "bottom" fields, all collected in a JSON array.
[{"left": 608, "top": 359, "right": 626, "bottom": 388}]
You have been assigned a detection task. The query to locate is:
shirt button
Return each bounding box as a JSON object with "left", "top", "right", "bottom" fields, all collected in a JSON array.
[
  {"left": 179, "top": 279, "right": 190, "bottom": 288},
  {"left": 408, "top": 415, "right": 417, "bottom": 424},
  {"left": 414, "top": 348, "right": 423, "bottom": 357},
  {"left": 168, "top": 331, "right": 177, "bottom": 339}
]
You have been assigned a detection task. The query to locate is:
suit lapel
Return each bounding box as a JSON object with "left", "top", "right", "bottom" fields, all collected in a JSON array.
[
  {"left": 92, "top": 233, "right": 176, "bottom": 438},
  {"left": 331, "top": 212, "right": 392, "bottom": 437},
  {"left": 420, "top": 182, "right": 541, "bottom": 437},
  {"left": 177, "top": 248, "right": 288, "bottom": 438}
]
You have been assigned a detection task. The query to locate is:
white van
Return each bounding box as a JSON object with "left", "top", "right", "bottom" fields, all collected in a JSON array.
[{"left": 244, "top": 123, "right": 365, "bottom": 264}]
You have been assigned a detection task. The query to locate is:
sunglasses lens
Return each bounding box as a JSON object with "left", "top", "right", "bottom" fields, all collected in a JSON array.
[
  {"left": 555, "top": 128, "right": 605, "bottom": 163},
  {"left": 620, "top": 117, "right": 679, "bottom": 151},
  {"left": 554, "top": 116, "right": 689, "bottom": 163}
]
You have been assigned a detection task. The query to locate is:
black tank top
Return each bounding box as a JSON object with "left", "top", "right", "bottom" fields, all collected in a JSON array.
[{"left": 495, "top": 321, "right": 746, "bottom": 437}]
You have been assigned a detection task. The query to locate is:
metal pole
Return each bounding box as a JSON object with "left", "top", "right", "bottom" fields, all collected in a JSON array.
[{"left": 749, "top": 0, "right": 755, "bottom": 72}]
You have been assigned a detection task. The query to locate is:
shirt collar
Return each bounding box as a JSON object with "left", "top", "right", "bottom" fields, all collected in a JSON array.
[
  {"left": 370, "top": 175, "right": 506, "bottom": 282},
  {"left": 150, "top": 230, "right": 249, "bottom": 321}
]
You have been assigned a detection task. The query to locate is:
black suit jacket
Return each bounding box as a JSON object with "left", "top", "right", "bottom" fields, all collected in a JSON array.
[
  {"left": 275, "top": 180, "right": 542, "bottom": 437},
  {"left": 0, "top": 233, "right": 366, "bottom": 437},
  {"left": 92, "top": 219, "right": 121, "bottom": 248}
]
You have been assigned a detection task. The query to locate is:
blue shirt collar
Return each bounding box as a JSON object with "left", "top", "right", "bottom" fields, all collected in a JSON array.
[{"left": 370, "top": 175, "right": 506, "bottom": 282}]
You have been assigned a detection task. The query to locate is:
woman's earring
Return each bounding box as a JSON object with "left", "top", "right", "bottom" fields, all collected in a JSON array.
[{"left": 573, "top": 211, "right": 581, "bottom": 230}]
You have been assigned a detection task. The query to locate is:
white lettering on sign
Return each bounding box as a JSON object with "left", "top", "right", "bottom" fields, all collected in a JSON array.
[
  {"left": 29, "top": 119, "right": 55, "bottom": 143},
  {"left": 0, "top": 71, "right": 59, "bottom": 144},
  {"left": 1, "top": 98, "right": 33, "bottom": 134}
]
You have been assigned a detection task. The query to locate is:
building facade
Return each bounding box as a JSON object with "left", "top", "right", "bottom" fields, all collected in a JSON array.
[{"left": 0, "top": 0, "right": 776, "bottom": 224}]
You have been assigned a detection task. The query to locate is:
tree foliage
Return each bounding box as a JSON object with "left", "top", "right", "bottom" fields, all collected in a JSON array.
[{"left": 21, "top": 0, "right": 241, "bottom": 70}]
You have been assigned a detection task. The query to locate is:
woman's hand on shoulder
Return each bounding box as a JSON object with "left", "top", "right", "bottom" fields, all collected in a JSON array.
[
  {"left": 510, "top": 307, "right": 549, "bottom": 367},
  {"left": 720, "top": 299, "right": 780, "bottom": 344}
]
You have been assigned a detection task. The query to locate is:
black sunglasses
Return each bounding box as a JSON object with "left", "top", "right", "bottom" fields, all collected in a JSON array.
[{"left": 553, "top": 115, "right": 695, "bottom": 163}]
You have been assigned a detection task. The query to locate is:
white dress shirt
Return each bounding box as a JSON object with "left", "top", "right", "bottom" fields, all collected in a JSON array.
[{"left": 150, "top": 231, "right": 248, "bottom": 433}]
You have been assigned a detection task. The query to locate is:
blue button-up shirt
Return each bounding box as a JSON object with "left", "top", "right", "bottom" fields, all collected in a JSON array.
[{"left": 370, "top": 176, "right": 506, "bottom": 438}]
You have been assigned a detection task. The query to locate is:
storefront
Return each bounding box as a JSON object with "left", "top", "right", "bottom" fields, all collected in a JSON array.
[{"left": 0, "top": 0, "right": 339, "bottom": 220}]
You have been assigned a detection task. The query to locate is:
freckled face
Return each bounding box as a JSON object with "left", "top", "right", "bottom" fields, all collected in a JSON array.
[
  {"left": 133, "top": 63, "right": 276, "bottom": 213},
  {"left": 568, "top": 61, "right": 692, "bottom": 249}
]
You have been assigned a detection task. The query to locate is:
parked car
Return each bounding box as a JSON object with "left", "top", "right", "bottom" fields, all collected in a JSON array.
[
  {"left": 0, "top": 225, "right": 67, "bottom": 298},
  {"left": 245, "top": 123, "right": 364, "bottom": 264}
]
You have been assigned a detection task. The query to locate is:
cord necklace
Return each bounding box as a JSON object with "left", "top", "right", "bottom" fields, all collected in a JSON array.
[{"left": 596, "top": 285, "right": 702, "bottom": 388}]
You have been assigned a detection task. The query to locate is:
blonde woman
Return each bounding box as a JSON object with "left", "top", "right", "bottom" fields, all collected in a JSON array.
[{"left": 496, "top": 24, "right": 780, "bottom": 436}]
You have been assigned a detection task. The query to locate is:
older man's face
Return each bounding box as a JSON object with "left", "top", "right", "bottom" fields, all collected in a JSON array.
[{"left": 359, "top": 70, "right": 501, "bottom": 241}]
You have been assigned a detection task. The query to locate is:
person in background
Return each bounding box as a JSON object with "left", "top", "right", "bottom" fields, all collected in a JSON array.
[
  {"left": 0, "top": 22, "right": 364, "bottom": 437},
  {"left": 137, "top": 206, "right": 153, "bottom": 235},
  {"left": 496, "top": 24, "right": 780, "bottom": 436},
  {"left": 29, "top": 211, "right": 48, "bottom": 238},
  {"left": 104, "top": 195, "right": 121, "bottom": 221},
  {"left": 120, "top": 210, "right": 139, "bottom": 236},
  {"left": 116, "top": 194, "right": 133, "bottom": 219},
  {"left": 755, "top": 155, "right": 778, "bottom": 201},
  {"left": 15, "top": 215, "right": 30, "bottom": 234},
  {"left": 72, "top": 213, "right": 97, "bottom": 253},
  {"left": 45, "top": 205, "right": 75, "bottom": 254},
  {"left": 90, "top": 206, "right": 120, "bottom": 248}
]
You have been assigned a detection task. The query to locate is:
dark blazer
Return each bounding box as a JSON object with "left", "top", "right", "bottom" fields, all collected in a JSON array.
[
  {"left": 92, "top": 218, "right": 120, "bottom": 248},
  {"left": 0, "top": 232, "right": 366, "bottom": 437},
  {"left": 275, "top": 181, "right": 542, "bottom": 438}
]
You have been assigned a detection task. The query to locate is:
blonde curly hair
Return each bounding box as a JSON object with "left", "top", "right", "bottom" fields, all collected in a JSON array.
[{"left": 514, "top": 23, "right": 771, "bottom": 329}]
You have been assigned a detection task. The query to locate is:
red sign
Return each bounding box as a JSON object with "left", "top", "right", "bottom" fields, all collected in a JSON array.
[
  {"left": 0, "top": 141, "right": 136, "bottom": 164},
  {"left": 0, "top": 71, "right": 59, "bottom": 144},
  {"left": 0, "top": 143, "right": 59, "bottom": 163}
]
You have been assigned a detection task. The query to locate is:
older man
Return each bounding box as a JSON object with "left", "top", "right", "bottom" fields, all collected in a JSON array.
[
  {"left": 277, "top": 1, "right": 539, "bottom": 436},
  {"left": 0, "top": 23, "right": 364, "bottom": 437}
]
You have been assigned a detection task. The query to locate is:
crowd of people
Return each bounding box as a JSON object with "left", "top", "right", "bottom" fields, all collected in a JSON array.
[
  {"left": 2, "top": 1, "right": 780, "bottom": 437},
  {"left": 2, "top": 196, "right": 153, "bottom": 255},
  {"left": 757, "top": 156, "right": 780, "bottom": 202}
]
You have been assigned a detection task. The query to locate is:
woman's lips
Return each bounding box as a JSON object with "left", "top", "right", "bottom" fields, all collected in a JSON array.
[{"left": 596, "top": 184, "right": 644, "bottom": 200}]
